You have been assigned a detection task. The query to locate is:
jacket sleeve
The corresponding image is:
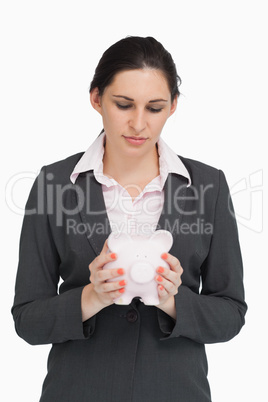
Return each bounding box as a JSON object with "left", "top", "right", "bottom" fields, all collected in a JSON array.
[
  {"left": 158, "top": 170, "right": 247, "bottom": 344},
  {"left": 11, "top": 167, "right": 95, "bottom": 345}
]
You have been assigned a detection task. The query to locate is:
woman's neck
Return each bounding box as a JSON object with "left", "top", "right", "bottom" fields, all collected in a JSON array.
[{"left": 102, "top": 143, "right": 160, "bottom": 186}]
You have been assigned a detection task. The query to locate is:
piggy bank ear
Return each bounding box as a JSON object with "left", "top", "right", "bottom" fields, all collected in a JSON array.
[
  {"left": 107, "top": 231, "right": 133, "bottom": 253},
  {"left": 149, "top": 230, "right": 173, "bottom": 252}
]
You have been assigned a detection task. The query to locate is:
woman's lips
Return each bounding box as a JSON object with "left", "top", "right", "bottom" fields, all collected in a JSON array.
[{"left": 123, "top": 136, "right": 148, "bottom": 145}]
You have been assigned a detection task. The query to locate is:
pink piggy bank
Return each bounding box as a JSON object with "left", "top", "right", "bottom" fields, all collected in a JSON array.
[{"left": 103, "top": 230, "right": 173, "bottom": 305}]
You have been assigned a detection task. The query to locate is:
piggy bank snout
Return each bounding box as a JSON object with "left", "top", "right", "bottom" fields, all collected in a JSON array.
[{"left": 130, "top": 261, "right": 155, "bottom": 284}]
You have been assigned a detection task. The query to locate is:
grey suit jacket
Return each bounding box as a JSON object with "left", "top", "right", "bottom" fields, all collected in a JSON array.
[{"left": 12, "top": 152, "right": 247, "bottom": 402}]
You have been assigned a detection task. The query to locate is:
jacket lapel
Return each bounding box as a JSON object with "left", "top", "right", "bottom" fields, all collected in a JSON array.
[
  {"left": 157, "top": 173, "right": 188, "bottom": 249},
  {"left": 75, "top": 171, "right": 112, "bottom": 256}
]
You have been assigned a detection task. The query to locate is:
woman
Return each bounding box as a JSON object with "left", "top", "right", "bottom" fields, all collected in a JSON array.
[{"left": 12, "top": 36, "right": 247, "bottom": 402}]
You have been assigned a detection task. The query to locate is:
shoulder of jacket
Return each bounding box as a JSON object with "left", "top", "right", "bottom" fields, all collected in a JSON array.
[
  {"left": 178, "top": 155, "right": 221, "bottom": 184},
  {"left": 41, "top": 152, "right": 84, "bottom": 184}
]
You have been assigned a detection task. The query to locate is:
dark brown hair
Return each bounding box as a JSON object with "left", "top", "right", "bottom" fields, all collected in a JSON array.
[{"left": 89, "top": 36, "right": 181, "bottom": 102}]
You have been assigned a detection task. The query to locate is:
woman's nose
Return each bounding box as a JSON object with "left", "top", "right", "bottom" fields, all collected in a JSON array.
[{"left": 129, "top": 110, "right": 146, "bottom": 133}]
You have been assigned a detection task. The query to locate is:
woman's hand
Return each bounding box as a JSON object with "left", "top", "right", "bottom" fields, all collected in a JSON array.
[
  {"left": 155, "top": 252, "right": 183, "bottom": 319},
  {"left": 81, "top": 239, "right": 126, "bottom": 321}
]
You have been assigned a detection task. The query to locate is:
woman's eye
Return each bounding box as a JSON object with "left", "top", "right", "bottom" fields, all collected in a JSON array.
[
  {"left": 116, "top": 103, "right": 163, "bottom": 113},
  {"left": 116, "top": 103, "right": 132, "bottom": 110},
  {"left": 148, "top": 107, "right": 163, "bottom": 113}
]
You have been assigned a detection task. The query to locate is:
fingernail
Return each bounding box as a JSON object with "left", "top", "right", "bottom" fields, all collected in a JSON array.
[
  {"left": 119, "top": 288, "right": 125, "bottom": 293},
  {"left": 119, "top": 280, "right": 126, "bottom": 286},
  {"left": 111, "top": 253, "right": 117, "bottom": 260},
  {"left": 157, "top": 266, "right": 165, "bottom": 273},
  {"left": 161, "top": 253, "right": 168, "bottom": 260},
  {"left": 117, "top": 268, "right": 124, "bottom": 275},
  {"left": 159, "top": 285, "right": 164, "bottom": 291},
  {"left": 157, "top": 275, "right": 163, "bottom": 282}
]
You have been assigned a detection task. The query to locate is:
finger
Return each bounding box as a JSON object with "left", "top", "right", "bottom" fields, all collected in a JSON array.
[
  {"left": 90, "top": 242, "right": 117, "bottom": 272},
  {"left": 111, "top": 288, "right": 127, "bottom": 302},
  {"left": 99, "top": 287, "right": 126, "bottom": 305},
  {"left": 102, "top": 238, "right": 109, "bottom": 253},
  {"left": 96, "top": 267, "right": 125, "bottom": 282},
  {"left": 155, "top": 274, "right": 180, "bottom": 294},
  {"left": 156, "top": 266, "right": 182, "bottom": 283},
  {"left": 90, "top": 261, "right": 123, "bottom": 286},
  {"left": 99, "top": 238, "right": 117, "bottom": 265},
  {"left": 161, "top": 253, "right": 183, "bottom": 273},
  {"left": 96, "top": 279, "right": 127, "bottom": 294},
  {"left": 158, "top": 284, "right": 168, "bottom": 297}
]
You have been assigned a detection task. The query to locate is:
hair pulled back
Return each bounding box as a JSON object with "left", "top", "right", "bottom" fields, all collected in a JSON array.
[{"left": 89, "top": 36, "right": 181, "bottom": 102}]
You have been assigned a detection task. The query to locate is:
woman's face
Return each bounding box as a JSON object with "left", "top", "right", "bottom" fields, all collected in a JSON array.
[{"left": 90, "top": 68, "right": 177, "bottom": 159}]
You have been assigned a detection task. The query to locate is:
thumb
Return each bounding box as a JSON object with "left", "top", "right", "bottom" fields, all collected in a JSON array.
[{"left": 101, "top": 238, "right": 109, "bottom": 255}]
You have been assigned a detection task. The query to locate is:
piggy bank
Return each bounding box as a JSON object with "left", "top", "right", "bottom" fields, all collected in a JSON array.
[{"left": 103, "top": 230, "right": 173, "bottom": 305}]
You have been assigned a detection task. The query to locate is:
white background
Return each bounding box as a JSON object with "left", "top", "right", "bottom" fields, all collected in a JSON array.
[{"left": 1, "top": 0, "right": 267, "bottom": 401}]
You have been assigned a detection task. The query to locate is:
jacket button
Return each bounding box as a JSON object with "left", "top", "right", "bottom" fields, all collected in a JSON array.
[{"left": 126, "top": 309, "right": 138, "bottom": 323}]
